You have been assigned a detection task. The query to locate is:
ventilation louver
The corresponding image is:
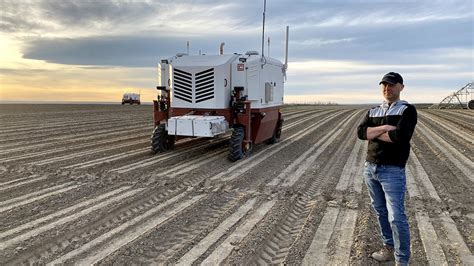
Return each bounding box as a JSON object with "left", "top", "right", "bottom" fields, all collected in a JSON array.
[
  {"left": 173, "top": 68, "right": 193, "bottom": 103},
  {"left": 173, "top": 68, "right": 214, "bottom": 103},
  {"left": 195, "top": 68, "right": 214, "bottom": 103}
]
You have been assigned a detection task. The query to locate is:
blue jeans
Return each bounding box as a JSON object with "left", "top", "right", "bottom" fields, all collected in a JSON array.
[{"left": 363, "top": 161, "right": 410, "bottom": 263}]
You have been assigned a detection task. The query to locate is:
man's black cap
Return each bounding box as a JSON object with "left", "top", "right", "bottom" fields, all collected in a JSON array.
[{"left": 379, "top": 72, "right": 403, "bottom": 85}]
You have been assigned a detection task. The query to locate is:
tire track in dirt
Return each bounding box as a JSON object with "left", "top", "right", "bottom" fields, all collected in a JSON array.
[
  {"left": 0, "top": 182, "right": 81, "bottom": 213},
  {"left": 416, "top": 121, "right": 473, "bottom": 182},
  {"left": 146, "top": 109, "right": 338, "bottom": 179},
  {"left": 0, "top": 174, "right": 44, "bottom": 192},
  {"left": 128, "top": 192, "right": 251, "bottom": 265},
  {"left": 0, "top": 117, "right": 150, "bottom": 143},
  {"left": 0, "top": 186, "right": 131, "bottom": 240},
  {"left": 0, "top": 116, "right": 139, "bottom": 135},
  {"left": 20, "top": 108, "right": 345, "bottom": 264},
  {"left": 63, "top": 138, "right": 200, "bottom": 169},
  {"left": 3, "top": 128, "right": 147, "bottom": 153},
  {"left": 407, "top": 151, "right": 473, "bottom": 264},
  {"left": 70, "top": 108, "right": 312, "bottom": 171},
  {"left": 30, "top": 140, "right": 148, "bottom": 166},
  {"left": 106, "top": 109, "right": 337, "bottom": 175},
  {"left": 0, "top": 122, "right": 151, "bottom": 150},
  {"left": 108, "top": 138, "right": 229, "bottom": 174},
  {"left": 93, "top": 109, "right": 350, "bottom": 265},
  {"left": 172, "top": 197, "right": 261, "bottom": 265},
  {"left": 424, "top": 110, "right": 474, "bottom": 131},
  {"left": 49, "top": 193, "right": 206, "bottom": 265},
  {"left": 3, "top": 158, "right": 220, "bottom": 264},
  {"left": 0, "top": 187, "right": 144, "bottom": 262},
  {"left": 3, "top": 105, "right": 470, "bottom": 265},
  {"left": 441, "top": 110, "right": 474, "bottom": 124},
  {"left": 419, "top": 111, "right": 474, "bottom": 146},
  {"left": 198, "top": 200, "right": 276, "bottom": 265},
  {"left": 245, "top": 110, "right": 362, "bottom": 265},
  {"left": 0, "top": 133, "right": 150, "bottom": 162},
  {"left": 301, "top": 140, "right": 366, "bottom": 265},
  {"left": 210, "top": 110, "right": 348, "bottom": 184},
  {"left": 283, "top": 108, "right": 326, "bottom": 121}
]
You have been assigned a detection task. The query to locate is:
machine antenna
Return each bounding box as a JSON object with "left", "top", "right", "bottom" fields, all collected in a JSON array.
[
  {"left": 284, "top": 26, "right": 289, "bottom": 70},
  {"left": 267, "top": 37, "right": 270, "bottom": 57},
  {"left": 261, "top": 0, "right": 266, "bottom": 59}
]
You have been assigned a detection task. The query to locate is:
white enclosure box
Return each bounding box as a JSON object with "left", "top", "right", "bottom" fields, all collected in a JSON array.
[
  {"left": 168, "top": 115, "right": 195, "bottom": 136},
  {"left": 168, "top": 115, "right": 228, "bottom": 137},
  {"left": 193, "top": 116, "right": 228, "bottom": 137}
]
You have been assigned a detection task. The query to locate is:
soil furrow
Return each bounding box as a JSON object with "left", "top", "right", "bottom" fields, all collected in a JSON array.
[
  {"left": 416, "top": 121, "right": 473, "bottom": 182},
  {"left": 407, "top": 151, "right": 473, "bottom": 264},
  {"left": 1, "top": 105, "right": 471, "bottom": 265},
  {"left": 419, "top": 111, "right": 474, "bottom": 145},
  {"left": 246, "top": 110, "right": 362, "bottom": 264}
]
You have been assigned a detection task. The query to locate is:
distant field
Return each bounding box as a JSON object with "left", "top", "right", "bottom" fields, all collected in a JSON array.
[{"left": 0, "top": 104, "right": 472, "bottom": 264}]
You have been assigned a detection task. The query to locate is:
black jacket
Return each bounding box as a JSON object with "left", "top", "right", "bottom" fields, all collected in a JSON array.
[{"left": 357, "top": 100, "right": 417, "bottom": 167}]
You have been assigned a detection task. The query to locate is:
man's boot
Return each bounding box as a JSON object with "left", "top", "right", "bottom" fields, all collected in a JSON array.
[{"left": 371, "top": 245, "right": 394, "bottom": 262}]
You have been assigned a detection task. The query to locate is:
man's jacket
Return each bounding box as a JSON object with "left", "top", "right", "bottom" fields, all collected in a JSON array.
[{"left": 357, "top": 100, "right": 417, "bottom": 167}]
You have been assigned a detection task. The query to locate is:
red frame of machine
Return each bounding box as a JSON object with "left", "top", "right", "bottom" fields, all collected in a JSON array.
[{"left": 153, "top": 95, "right": 281, "bottom": 145}]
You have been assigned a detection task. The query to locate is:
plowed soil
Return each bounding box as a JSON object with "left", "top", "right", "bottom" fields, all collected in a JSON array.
[{"left": 0, "top": 104, "right": 472, "bottom": 265}]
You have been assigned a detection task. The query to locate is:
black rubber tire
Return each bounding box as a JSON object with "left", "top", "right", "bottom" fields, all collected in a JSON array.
[
  {"left": 228, "top": 127, "right": 245, "bottom": 162},
  {"left": 267, "top": 118, "right": 283, "bottom": 144},
  {"left": 468, "top": 100, "right": 474, "bottom": 110},
  {"left": 151, "top": 124, "right": 175, "bottom": 154}
]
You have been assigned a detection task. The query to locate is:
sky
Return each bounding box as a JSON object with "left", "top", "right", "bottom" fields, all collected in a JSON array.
[{"left": 0, "top": 0, "right": 473, "bottom": 104}]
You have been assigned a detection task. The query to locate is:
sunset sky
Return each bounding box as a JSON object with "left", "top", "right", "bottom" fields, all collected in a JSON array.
[{"left": 1, "top": 0, "right": 472, "bottom": 104}]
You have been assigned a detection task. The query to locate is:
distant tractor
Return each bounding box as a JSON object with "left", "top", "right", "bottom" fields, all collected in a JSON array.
[
  {"left": 151, "top": 27, "right": 289, "bottom": 161},
  {"left": 122, "top": 93, "right": 141, "bottom": 105}
]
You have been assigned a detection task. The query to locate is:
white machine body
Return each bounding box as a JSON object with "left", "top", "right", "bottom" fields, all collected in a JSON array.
[
  {"left": 157, "top": 51, "right": 285, "bottom": 138},
  {"left": 158, "top": 52, "right": 285, "bottom": 110}
]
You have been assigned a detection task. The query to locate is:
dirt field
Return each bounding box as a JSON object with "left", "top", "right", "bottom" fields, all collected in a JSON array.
[{"left": 0, "top": 104, "right": 472, "bottom": 265}]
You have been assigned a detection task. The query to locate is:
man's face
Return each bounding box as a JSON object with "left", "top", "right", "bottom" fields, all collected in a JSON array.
[{"left": 380, "top": 82, "right": 404, "bottom": 103}]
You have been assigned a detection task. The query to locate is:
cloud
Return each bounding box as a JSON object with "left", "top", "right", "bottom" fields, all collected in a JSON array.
[
  {"left": 291, "top": 38, "right": 355, "bottom": 47},
  {"left": 21, "top": 33, "right": 265, "bottom": 67},
  {"left": 39, "top": 0, "right": 157, "bottom": 27},
  {"left": 2, "top": 0, "right": 473, "bottom": 104}
]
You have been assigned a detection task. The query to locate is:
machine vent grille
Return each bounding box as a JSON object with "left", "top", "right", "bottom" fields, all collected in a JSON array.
[
  {"left": 195, "top": 68, "right": 214, "bottom": 103},
  {"left": 173, "top": 68, "right": 192, "bottom": 103}
]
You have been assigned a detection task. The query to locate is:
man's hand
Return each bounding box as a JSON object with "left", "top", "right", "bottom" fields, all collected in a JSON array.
[
  {"left": 366, "top": 125, "right": 396, "bottom": 140},
  {"left": 384, "top": 125, "right": 397, "bottom": 131}
]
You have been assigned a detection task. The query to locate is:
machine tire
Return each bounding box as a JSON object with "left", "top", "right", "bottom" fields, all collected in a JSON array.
[
  {"left": 267, "top": 118, "right": 283, "bottom": 144},
  {"left": 468, "top": 100, "right": 474, "bottom": 110},
  {"left": 151, "top": 124, "right": 174, "bottom": 154},
  {"left": 228, "top": 127, "right": 245, "bottom": 162}
]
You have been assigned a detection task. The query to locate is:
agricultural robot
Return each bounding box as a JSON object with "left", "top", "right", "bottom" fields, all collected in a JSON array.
[{"left": 151, "top": 26, "right": 289, "bottom": 161}]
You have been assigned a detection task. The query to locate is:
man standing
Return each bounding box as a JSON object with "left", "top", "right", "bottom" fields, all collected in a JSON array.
[{"left": 357, "top": 72, "right": 417, "bottom": 265}]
